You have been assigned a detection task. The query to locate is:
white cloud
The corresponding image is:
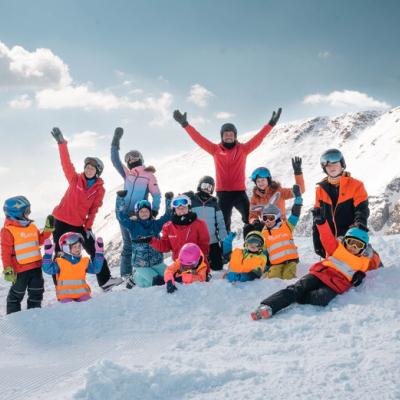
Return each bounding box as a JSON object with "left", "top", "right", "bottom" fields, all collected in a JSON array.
[
  {"left": 318, "top": 51, "right": 331, "bottom": 59},
  {"left": 157, "top": 75, "right": 169, "bottom": 84},
  {"left": 129, "top": 88, "right": 144, "bottom": 95},
  {"left": 68, "top": 131, "right": 100, "bottom": 148},
  {"left": 215, "top": 111, "right": 235, "bottom": 120},
  {"left": 303, "top": 90, "right": 390, "bottom": 110},
  {"left": 187, "top": 84, "right": 213, "bottom": 107},
  {"left": 0, "top": 166, "right": 10, "bottom": 175},
  {"left": 190, "top": 116, "right": 210, "bottom": 125},
  {"left": 0, "top": 40, "right": 72, "bottom": 89},
  {"left": 8, "top": 94, "right": 32, "bottom": 109}
]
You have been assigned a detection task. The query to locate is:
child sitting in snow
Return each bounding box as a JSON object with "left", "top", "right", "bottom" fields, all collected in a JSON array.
[
  {"left": 225, "top": 231, "right": 267, "bottom": 283},
  {"left": 115, "top": 190, "right": 173, "bottom": 288},
  {"left": 260, "top": 184, "right": 303, "bottom": 280},
  {"left": 251, "top": 207, "right": 370, "bottom": 320},
  {"left": 42, "top": 232, "right": 104, "bottom": 302},
  {"left": 164, "top": 243, "right": 208, "bottom": 293}
]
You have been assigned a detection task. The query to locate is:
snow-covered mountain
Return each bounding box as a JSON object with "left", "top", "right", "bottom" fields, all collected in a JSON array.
[{"left": 95, "top": 106, "right": 400, "bottom": 267}]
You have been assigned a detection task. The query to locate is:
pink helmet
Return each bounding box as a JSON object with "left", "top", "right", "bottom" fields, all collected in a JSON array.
[{"left": 178, "top": 243, "right": 201, "bottom": 269}]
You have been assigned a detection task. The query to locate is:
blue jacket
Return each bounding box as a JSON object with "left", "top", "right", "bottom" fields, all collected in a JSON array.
[
  {"left": 111, "top": 146, "right": 161, "bottom": 215},
  {"left": 42, "top": 252, "right": 103, "bottom": 275},
  {"left": 116, "top": 196, "right": 172, "bottom": 268}
]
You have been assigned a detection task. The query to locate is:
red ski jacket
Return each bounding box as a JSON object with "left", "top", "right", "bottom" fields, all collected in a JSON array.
[
  {"left": 150, "top": 217, "right": 210, "bottom": 262},
  {"left": 52, "top": 143, "right": 105, "bottom": 229},
  {"left": 184, "top": 124, "right": 273, "bottom": 191}
]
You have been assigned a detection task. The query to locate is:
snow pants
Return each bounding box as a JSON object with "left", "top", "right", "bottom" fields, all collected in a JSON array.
[
  {"left": 217, "top": 191, "right": 250, "bottom": 232},
  {"left": 53, "top": 219, "right": 111, "bottom": 287},
  {"left": 264, "top": 261, "right": 298, "bottom": 280},
  {"left": 260, "top": 273, "right": 337, "bottom": 315},
  {"left": 208, "top": 242, "right": 223, "bottom": 271},
  {"left": 133, "top": 263, "right": 167, "bottom": 288},
  {"left": 6, "top": 268, "right": 44, "bottom": 314},
  {"left": 119, "top": 222, "right": 133, "bottom": 277}
]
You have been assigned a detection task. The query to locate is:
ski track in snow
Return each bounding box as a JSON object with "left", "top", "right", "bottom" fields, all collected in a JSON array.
[{"left": 1, "top": 237, "right": 399, "bottom": 400}]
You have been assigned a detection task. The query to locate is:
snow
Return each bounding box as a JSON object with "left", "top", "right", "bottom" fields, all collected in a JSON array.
[{"left": 1, "top": 108, "right": 400, "bottom": 399}]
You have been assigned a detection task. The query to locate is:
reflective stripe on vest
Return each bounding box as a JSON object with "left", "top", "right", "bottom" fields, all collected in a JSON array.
[
  {"left": 322, "top": 242, "right": 370, "bottom": 281},
  {"left": 56, "top": 257, "right": 91, "bottom": 300},
  {"left": 262, "top": 222, "right": 298, "bottom": 265},
  {"left": 5, "top": 224, "right": 42, "bottom": 265},
  {"left": 229, "top": 248, "right": 267, "bottom": 273}
]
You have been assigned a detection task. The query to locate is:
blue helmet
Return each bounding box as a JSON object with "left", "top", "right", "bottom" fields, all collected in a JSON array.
[
  {"left": 344, "top": 227, "right": 369, "bottom": 246},
  {"left": 3, "top": 196, "right": 31, "bottom": 220},
  {"left": 251, "top": 167, "right": 271, "bottom": 183},
  {"left": 134, "top": 199, "right": 152, "bottom": 214}
]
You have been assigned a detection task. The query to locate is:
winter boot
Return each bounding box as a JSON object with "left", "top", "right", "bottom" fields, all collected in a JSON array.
[{"left": 251, "top": 305, "right": 272, "bottom": 321}]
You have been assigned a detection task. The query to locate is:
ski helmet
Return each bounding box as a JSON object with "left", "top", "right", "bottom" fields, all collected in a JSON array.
[
  {"left": 124, "top": 150, "right": 144, "bottom": 165},
  {"left": 251, "top": 167, "right": 271, "bottom": 183},
  {"left": 59, "top": 232, "right": 85, "bottom": 255},
  {"left": 197, "top": 176, "right": 215, "bottom": 194},
  {"left": 3, "top": 196, "right": 31, "bottom": 220},
  {"left": 344, "top": 227, "right": 369, "bottom": 246},
  {"left": 220, "top": 123, "right": 237, "bottom": 139},
  {"left": 244, "top": 231, "right": 265, "bottom": 251},
  {"left": 262, "top": 204, "right": 281, "bottom": 221},
  {"left": 178, "top": 243, "right": 201, "bottom": 270},
  {"left": 320, "top": 149, "right": 346, "bottom": 171},
  {"left": 135, "top": 199, "right": 152, "bottom": 214},
  {"left": 84, "top": 157, "right": 104, "bottom": 177},
  {"left": 171, "top": 194, "right": 191, "bottom": 209}
]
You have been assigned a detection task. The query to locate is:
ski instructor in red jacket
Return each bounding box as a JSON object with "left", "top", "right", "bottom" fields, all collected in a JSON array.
[
  {"left": 173, "top": 108, "right": 282, "bottom": 231},
  {"left": 50, "top": 127, "right": 122, "bottom": 291}
]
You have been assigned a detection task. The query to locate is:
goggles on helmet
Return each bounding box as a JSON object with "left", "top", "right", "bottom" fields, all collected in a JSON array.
[
  {"left": 344, "top": 237, "right": 366, "bottom": 251},
  {"left": 199, "top": 182, "right": 214, "bottom": 194},
  {"left": 262, "top": 214, "right": 277, "bottom": 222},
  {"left": 320, "top": 150, "right": 343, "bottom": 167},
  {"left": 62, "top": 233, "right": 84, "bottom": 246}
]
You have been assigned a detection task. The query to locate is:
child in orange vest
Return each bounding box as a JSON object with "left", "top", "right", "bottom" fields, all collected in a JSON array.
[
  {"left": 1, "top": 196, "right": 54, "bottom": 314},
  {"left": 164, "top": 243, "right": 207, "bottom": 293},
  {"left": 42, "top": 232, "right": 104, "bottom": 302},
  {"left": 226, "top": 231, "right": 267, "bottom": 283},
  {"left": 260, "top": 184, "right": 302, "bottom": 280},
  {"left": 251, "top": 208, "right": 370, "bottom": 320}
]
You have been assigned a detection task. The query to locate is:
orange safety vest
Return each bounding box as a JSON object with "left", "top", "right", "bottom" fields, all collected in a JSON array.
[
  {"left": 229, "top": 248, "right": 267, "bottom": 273},
  {"left": 322, "top": 242, "right": 369, "bottom": 281},
  {"left": 262, "top": 222, "right": 298, "bottom": 265},
  {"left": 5, "top": 223, "right": 42, "bottom": 265},
  {"left": 56, "top": 257, "right": 91, "bottom": 300}
]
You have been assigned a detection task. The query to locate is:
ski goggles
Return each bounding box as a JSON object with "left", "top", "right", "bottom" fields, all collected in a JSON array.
[
  {"left": 63, "top": 233, "right": 84, "bottom": 245},
  {"left": 344, "top": 237, "right": 366, "bottom": 251},
  {"left": 199, "top": 182, "right": 214, "bottom": 194},
  {"left": 320, "top": 150, "right": 343, "bottom": 167},
  {"left": 180, "top": 262, "right": 197, "bottom": 272},
  {"left": 172, "top": 197, "right": 190, "bottom": 208},
  {"left": 262, "top": 214, "right": 277, "bottom": 222}
]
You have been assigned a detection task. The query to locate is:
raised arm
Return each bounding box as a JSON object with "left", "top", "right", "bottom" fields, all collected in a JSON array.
[
  {"left": 110, "top": 127, "right": 126, "bottom": 179},
  {"left": 287, "top": 185, "right": 303, "bottom": 229},
  {"left": 51, "top": 128, "right": 77, "bottom": 183},
  {"left": 313, "top": 210, "right": 338, "bottom": 257}
]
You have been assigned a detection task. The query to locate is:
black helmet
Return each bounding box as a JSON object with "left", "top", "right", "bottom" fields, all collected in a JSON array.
[
  {"left": 197, "top": 176, "right": 215, "bottom": 194},
  {"left": 220, "top": 123, "right": 237, "bottom": 138},
  {"left": 320, "top": 149, "right": 346, "bottom": 171}
]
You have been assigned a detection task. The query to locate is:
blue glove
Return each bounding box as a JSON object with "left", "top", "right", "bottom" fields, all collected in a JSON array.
[
  {"left": 166, "top": 280, "right": 178, "bottom": 294},
  {"left": 222, "top": 232, "right": 236, "bottom": 256}
]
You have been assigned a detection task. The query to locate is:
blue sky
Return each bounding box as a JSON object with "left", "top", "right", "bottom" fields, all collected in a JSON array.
[{"left": 0, "top": 0, "right": 399, "bottom": 219}]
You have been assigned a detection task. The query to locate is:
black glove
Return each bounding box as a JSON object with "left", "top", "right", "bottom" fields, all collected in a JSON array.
[
  {"left": 292, "top": 184, "right": 301, "bottom": 198},
  {"left": 173, "top": 110, "right": 188, "bottom": 128},
  {"left": 164, "top": 191, "right": 174, "bottom": 200},
  {"left": 252, "top": 220, "right": 265, "bottom": 232},
  {"left": 151, "top": 210, "right": 159, "bottom": 218},
  {"left": 166, "top": 280, "right": 178, "bottom": 293},
  {"left": 51, "top": 127, "right": 66, "bottom": 144},
  {"left": 117, "top": 190, "right": 128, "bottom": 198},
  {"left": 311, "top": 207, "right": 326, "bottom": 225},
  {"left": 135, "top": 235, "right": 153, "bottom": 243},
  {"left": 291, "top": 156, "right": 302, "bottom": 175},
  {"left": 112, "top": 127, "right": 124, "bottom": 149},
  {"left": 351, "top": 271, "right": 366, "bottom": 287},
  {"left": 268, "top": 108, "right": 282, "bottom": 127}
]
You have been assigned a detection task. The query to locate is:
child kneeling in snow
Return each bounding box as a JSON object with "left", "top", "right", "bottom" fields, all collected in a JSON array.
[
  {"left": 260, "top": 184, "right": 302, "bottom": 280},
  {"left": 251, "top": 208, "right": 370, "bottom": 320},
  {"left": 226, "top": 231, "right": 267, "bottom": 283},
  {"left": 42, "top": 232, "right": 104, "bottom": 303},
  {"left": 164, "top": 243, "right": 207, "bottom": 293}
]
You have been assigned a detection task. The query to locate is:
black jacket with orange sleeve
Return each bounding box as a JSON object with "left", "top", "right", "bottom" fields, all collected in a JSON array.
[{"left": 312, "top": 172, "right": 369, "bottom": 257}]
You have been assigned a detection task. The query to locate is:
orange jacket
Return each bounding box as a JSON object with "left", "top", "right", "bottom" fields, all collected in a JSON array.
[
  {"left": 229, "top": 248, "right": 267, "bottom": 273},
  {"left": 249, "top": 173, "right": 305, "bottom": 222},
  {"left": 1, "top": 219, "right": 50, "bottom": 274},
  {"left": 55, "top": 257, "right": 91, "bottom": 300},
  {"left": 164, "top": 258, "right": 207, "bottom": 285}
]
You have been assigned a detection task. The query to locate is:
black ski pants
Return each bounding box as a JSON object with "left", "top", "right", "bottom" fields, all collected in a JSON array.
[
  {"left": 208, "top": 242, "right": 223, "bottom": 271},
  {"left": 7, "top": 268, "right": 44, "bottom": 314},
  {"left": 217, "top": 191, "right": 250, "bottom": 232},
  {"left": 52, "top": 219, "right": 111, "bottom": 287},
  {"left": 260, "top": 274, "right": 337, "bottom": 315}
]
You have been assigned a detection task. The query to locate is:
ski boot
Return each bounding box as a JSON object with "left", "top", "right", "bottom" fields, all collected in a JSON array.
[{"left": 250, "top": 305, "right": 272, "bottom": 321}]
